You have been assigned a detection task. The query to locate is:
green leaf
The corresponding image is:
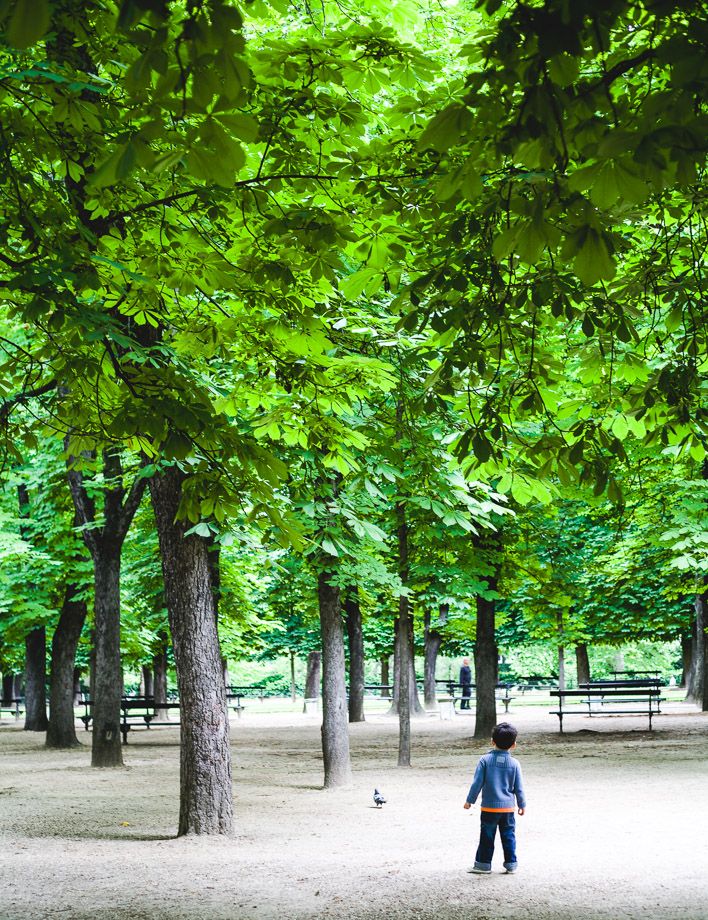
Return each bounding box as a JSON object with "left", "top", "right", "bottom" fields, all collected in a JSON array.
[
  {"left": 573, "top": 230, "right": 616, "bottom": 286},
  {"left": 6, "top": 0, "right": 51, "bottom": 49}
]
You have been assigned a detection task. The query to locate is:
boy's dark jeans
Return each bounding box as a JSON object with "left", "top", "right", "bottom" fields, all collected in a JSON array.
[{"left": 474, "top": 811, "right": 517, "bottom": 871}]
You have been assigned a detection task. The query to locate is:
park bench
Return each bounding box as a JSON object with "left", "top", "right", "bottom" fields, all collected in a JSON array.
[
  {"left": 437, "top": 683, "right": 515, "bottom": 718},
  {"left": 514, "top": 675, "right": 558, "bottom": 693},
  {"left": 550, "top": 685, "right": 664, "bottom": 733},
  {"left": 227, "top": 685, "right": 267, "bottom": 702},
  {"left": 0, "top": 698, "right": 24, "bottom": 720}
]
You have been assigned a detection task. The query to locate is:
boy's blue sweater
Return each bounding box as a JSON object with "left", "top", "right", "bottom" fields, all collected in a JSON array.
[{"left": 466, "top": 748, "right": 526, "bottom": 810}]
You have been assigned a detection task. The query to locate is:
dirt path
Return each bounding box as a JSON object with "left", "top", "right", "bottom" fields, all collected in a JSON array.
[{"left": 1, "top": 702, "right": 707, "bottom": 920}]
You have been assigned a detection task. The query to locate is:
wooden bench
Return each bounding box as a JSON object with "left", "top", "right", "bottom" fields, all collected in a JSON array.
[{"left": 550, "top": 686, "right": 664, "bottom": 733}]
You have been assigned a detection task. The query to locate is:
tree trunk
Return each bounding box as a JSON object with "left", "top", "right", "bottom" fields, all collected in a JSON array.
[
  {"left": 73, "top": 668, "right": 82, "bottom": 705},
  {"left": 304, "top": 650, "right": 321, "bottom": 701},
  {"left": 289, "top": 650, "right": 297, "bottom": 704},
  {"left": 380, "top": 656, "right": 390, "bottom": 697},
  {"left": 24, "top": 627, "right": 48, "bottom": 731},
  {"left": 141, "top": 666, "right": 154, "bottom": 699},
  {"left": 318, "top": 571, "right": 352, "bottom": 788},
  {"left": 690, "top": 591, "right": 707, "bottom": 709},
  {"left": 474, "top": 594, "right": 498, "bottom": 739},
  {"left": 90, "top": 548, "right": 124, "bottom": 767},
  {"left": 153, "top": 646, "right": 169, "bottom": 720},
  {"left": 389, "top": 615, "right": 424, "bottom": 717},
  {"left": 2, "top": 672, "right": 16, "bottom": 704},
  {"left": 702, "top": 593, "right": 708, "bottom": 713},
  {"left": 47, "top": 587, "right": 87, "bottom": 748},
  {"left": 575, "top": 643, "right": 590, "bottom": 686},
  {"left": 424, "top": 604, "right": 447, "bottom": 710},
  {"left": 345, "top": 589, "right": 365, "bottom": 723},
  {"left": 680, "top": 632, "right": 693, "bottom": 690},
  {"left": 150, "top": 467, "right": 233, "bottom": 835}
]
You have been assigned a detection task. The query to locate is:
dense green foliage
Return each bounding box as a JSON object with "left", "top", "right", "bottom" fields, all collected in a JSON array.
[{"left": 0, "top": 0, "right": 706, "bottom": 692}]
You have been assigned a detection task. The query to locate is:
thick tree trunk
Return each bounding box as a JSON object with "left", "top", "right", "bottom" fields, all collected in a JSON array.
[
  {"left": 423, "top": 604, "right": 448, "bottom": 710},
  {"left": 24, "top": 627, "right": 48, "bottom": 731},
  {"left": 380, "top": 656, "right": 390, "bottom": 697},
  {"left": 318, "top": 572, "right": 352, "bottom": 788},
  {"left": 153, "top": 646, "right": 169, "bottom": 720},
  {"left": 304, "top": 650, "right": 321, "bottom": 702},
  {"left": 47, "top": 587, "right": 87, "bottom": 748},
  {"left": 575, "top": 643, "right": 591, "bottom": 686},
  {"left": 474, "top": 595, "right": 498, "bottom": 739},
  {"left": 150, "top": 467, "right": 233, "bottom": 835},
  {"left": 345, "top": 589, "right": 365, "bottom": 723},
  {"left": 91, "top": 549, "right": 124, "bottom": 767}
]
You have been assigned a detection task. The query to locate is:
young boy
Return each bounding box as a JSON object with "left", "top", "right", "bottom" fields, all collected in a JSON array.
[{"left": 463, "top": 721, "right": 526, "bottom": 875}]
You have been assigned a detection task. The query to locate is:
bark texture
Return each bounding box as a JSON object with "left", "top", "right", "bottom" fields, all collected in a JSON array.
[
  {"left": 345, "top": 589, "right": 365, "bottom": 723},
  {"left": 150, "top": 466, "right": 233, "bottom": 835},
  {"left": 47, "top": 587, "right": 88, "bottom": 748},
  {"left": 318, "top": 571, "right": 352, "bottom": 788},
  {"left": 304, "top": 650, "right": 321, "bottom": 701},
  {"left": 423, "top": 604, "right": 448, "bottom": 710},
  {"left": 24, "top": 627, "right": 49, "bottom": 731},
  {"left": 575, "top": 643, "right": 591, "bottom": 686},
  {"left": 474, "top": 594, "right": 498, "bottom": 739}
]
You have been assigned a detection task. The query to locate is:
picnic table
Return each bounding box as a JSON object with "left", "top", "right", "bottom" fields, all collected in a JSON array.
[{"left": 550, "top": 683, "right": 664, "bottom": 733}]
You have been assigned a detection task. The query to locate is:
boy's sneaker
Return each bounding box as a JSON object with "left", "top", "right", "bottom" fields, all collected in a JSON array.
[
  {"left": 467, "top": 866, "right": 491, "bottom": 874},
  {"left": 504, "top": 867, "right": 517, "bottom": 874}
]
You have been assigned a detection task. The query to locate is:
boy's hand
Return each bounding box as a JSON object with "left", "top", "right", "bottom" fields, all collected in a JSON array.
[
  {"left": 518, "top": 807, "right": 525, "bottom": 815},
  {"left": 463, "top": 802, "right": 471, "bottom": 810}
]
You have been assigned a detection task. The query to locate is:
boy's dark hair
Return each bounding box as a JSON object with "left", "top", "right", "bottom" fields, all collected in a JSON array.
[{"left": 492, "top": 722, "right": 518, "bottom": 750}]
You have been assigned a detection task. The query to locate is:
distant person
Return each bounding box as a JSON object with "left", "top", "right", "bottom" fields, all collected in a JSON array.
[
  {"left": 463, "top": 721, "right": 526, "bottom": 875},
  {"left": 459, "top": 658, "right": 472, "bottom": 710}
]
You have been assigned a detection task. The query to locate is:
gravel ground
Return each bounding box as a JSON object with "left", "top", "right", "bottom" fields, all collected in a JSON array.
[{"left": 1, "top": 700, "right": 707, "bottom": 920}]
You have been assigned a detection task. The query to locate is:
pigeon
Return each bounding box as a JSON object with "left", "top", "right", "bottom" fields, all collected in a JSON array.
[{"left": 373, "top": 788, "right": 386, "bottom": 807}]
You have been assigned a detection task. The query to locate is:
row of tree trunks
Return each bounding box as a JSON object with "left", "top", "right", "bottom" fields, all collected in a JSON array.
[{"left": 150, "top": 466, "right": 233, "bottom": 835}]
